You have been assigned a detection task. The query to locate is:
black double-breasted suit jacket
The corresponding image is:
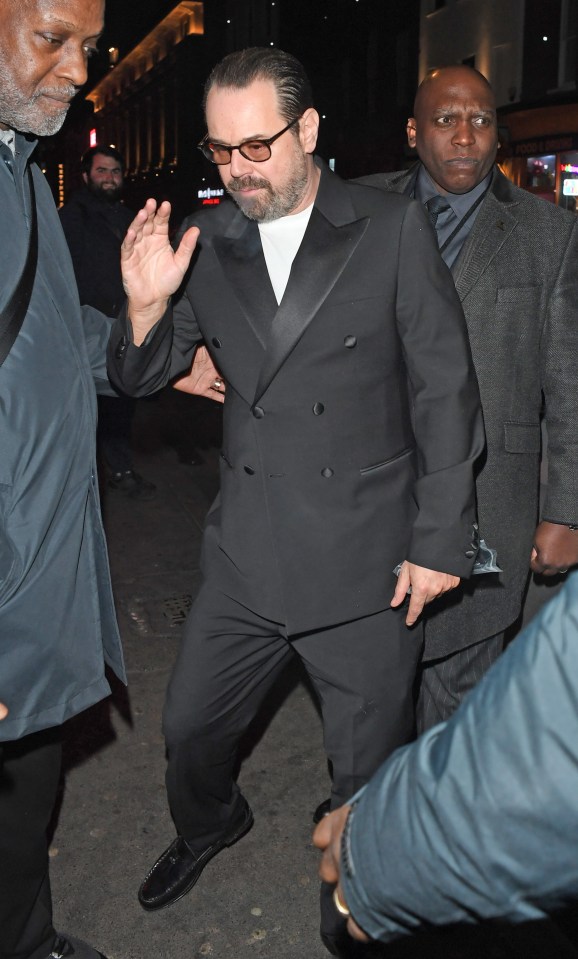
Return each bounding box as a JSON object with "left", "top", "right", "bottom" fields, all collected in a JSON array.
[{"left": 109, "top": 162, "right": 484, "bottom": 635}]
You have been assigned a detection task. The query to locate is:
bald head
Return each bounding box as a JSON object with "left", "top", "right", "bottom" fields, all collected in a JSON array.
[
  {"left": 414, "top": 66, "right": 495, "bottom": 116},
  {"left": 407, "top": 65, "right": 498, "bottom": 195}
]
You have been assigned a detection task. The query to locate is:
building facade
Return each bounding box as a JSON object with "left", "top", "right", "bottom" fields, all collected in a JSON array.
[{"left": 42, "top": 0, "right": 420, "bottom": 223}]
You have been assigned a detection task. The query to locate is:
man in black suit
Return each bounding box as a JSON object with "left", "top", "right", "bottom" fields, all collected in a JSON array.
[
  {"left": 111, "top": 48, "right": 483, "bottom": 957},
  {"left": 359, "top": 66, "right": 578, "bottom": 731}
]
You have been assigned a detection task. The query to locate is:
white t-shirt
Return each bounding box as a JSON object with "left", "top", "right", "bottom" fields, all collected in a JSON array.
[{"left": 258, "top": 203, "right": 314, "bottom": 304}]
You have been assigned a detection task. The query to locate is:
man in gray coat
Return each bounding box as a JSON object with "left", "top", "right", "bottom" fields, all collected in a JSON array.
[
  {"left": 359, "top": 66, "right": 578, "bottom": 728},
  {"left": 0, "top": 2, "right": 217, "bottom": 957},
  {"left": 0, "top": 2, "right": 123, "bottom": 957}
]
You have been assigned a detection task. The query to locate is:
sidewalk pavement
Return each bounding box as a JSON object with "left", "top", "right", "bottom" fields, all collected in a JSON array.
[{"left": 49, "top": 388, "right": 567, "bottom": 959}]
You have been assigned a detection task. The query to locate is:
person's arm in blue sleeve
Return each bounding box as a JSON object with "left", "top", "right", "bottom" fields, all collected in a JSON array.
[{"left": 316, "top": 572, "right": 578, "bottom": 944}]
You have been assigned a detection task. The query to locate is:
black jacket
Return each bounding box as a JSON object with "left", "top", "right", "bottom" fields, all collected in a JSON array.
[
  {"left": 109, "top": 162, "right": 484, "bottom": 634},
  {"left": 60, "top": 187, "right": 133, "bottom": 315}
]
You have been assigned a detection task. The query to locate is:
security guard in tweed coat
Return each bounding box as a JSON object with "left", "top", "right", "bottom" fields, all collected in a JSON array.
[{"left": 359, "top": 66, "right": 578, "bottom": 730}]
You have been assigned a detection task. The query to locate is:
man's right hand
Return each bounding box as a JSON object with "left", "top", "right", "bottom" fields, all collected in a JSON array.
[
  {"left": 391, "top": 561, "right": 460, "bottom": 626},
  {"left": 121, "top": 199, "right": 199, "bottom": 345}
]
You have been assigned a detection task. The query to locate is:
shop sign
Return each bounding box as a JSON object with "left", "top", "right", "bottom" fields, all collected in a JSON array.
[
  {"left": 513, "top": 133, "right": 578, "bottom": 157},
  {"left": 197, "top": 186, "right": 224, "bottom": 206}
]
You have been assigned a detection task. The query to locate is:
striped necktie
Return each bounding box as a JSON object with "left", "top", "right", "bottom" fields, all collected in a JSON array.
[{"left": 426, "top": 194, "right": 451, "bottom": 229}]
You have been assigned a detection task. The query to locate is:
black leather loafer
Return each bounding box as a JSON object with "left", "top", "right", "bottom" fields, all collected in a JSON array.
[
  {"left": 313, "top": 797, "right": 332, "bottom": 824},
  {"left": 138, "top": 799, "right": 254, "bottom": 911}
]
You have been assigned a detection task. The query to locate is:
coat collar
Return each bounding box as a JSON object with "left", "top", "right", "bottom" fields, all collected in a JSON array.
[
  {"left": 212, "top": 216, "right": 278, "bottom": 347},
  {"left": 378, "top": 162, "right": 521, "bottom": 301},
  {"left": 452, "top": 169, "right": 520, "bottom": 300}
]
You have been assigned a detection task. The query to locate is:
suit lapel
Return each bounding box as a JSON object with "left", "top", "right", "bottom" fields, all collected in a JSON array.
[
  {"left": 453, "top": 173, "right": 520, "bottom": 301},
  {"left": 253, "top": 168, "right": 369, "bottom": 404},
  {"left": 212, "top": 214, "right": 278, "bottom": 346}
]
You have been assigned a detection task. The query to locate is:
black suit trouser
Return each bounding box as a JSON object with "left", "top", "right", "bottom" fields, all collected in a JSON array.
[
  {"left": 0, "top": 727, "right": 62, "bottom": 959},
  {"left": 162, "top": 583, "right": 422, "bottom": 845}
]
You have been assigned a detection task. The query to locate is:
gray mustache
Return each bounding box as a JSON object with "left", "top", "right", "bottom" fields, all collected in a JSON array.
[
  {"left": 228, "top": 177, "right": 271, "bottom": 192},
  {"left": 35, "top": 85, "right": 79, "bottom": 102}
]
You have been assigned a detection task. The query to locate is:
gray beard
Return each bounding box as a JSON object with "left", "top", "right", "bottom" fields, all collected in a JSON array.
[
  {"left": 226, "top": 155, "right": 309, "bottom": 223},
  {"left": 0, "top": 61, "right": 75, "bottom": 136}
]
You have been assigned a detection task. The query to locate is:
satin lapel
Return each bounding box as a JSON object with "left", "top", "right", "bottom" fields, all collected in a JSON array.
[
  {"left": 212, "top": 216, "right": 278, "bottom": 346},
  {"left": 453, "top": 188, "right": 519, "bottom": 302},
  {"left": 253, "top": 206, "right": 369, "bottom": 404}
]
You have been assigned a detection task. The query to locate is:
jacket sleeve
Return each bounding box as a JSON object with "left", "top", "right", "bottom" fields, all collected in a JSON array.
[
  {"left": 80, "top": 305, "right": 118, "bottom": 395},
  {"left": 340, "top": 571, "right": 578, "bottom": 943},
  {"left": 107, "top": 276, "right": 203, "bottom": 398},
  {"left": 541, "top": 217, "right": 578, "bottom": 525},
  {"left": 395, "top": 200, "right": 485, "bottom": 576}
]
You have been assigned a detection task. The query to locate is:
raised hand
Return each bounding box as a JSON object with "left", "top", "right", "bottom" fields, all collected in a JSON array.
[{"left": 121, "top": 199, "right": 199, "bottom": 344}]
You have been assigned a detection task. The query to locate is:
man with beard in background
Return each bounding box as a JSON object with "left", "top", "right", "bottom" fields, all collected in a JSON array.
[{"left": 60, "top": 146, "right": 157, "bottom": 499}]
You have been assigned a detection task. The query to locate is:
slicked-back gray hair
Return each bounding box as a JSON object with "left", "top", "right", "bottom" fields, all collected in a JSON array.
[{"left": 203, "top": 47, "right": 313, "bottom": 125}]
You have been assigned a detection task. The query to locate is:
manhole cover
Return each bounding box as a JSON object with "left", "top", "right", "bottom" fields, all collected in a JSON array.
[{"left": 162, "top": 594, "right": 193, "bottom": 626}]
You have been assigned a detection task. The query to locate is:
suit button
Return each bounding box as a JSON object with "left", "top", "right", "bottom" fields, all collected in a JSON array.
[
  {"left": 465, "top": 549, "right": 475, "bottom": 558},
  {"left": 253, "top": 406, "right": 265, "bottom": 418},
  {"left": 212, "top": 337, "right": 222, "bottom": 348},
  {"left": 344, "top": 335, "right": 357, "bottom": 349},
  {"left": 115, "top": 336, "right": 128, "bottom": 359},
  {"left": 321, "top": 468, "right": 334, "bottom": 478},
  {"left": 244, "top": 466, "right": 256, "bottom": 475},
  {"left": 313, "top": 402, "right": 325, "bottom": 415}
]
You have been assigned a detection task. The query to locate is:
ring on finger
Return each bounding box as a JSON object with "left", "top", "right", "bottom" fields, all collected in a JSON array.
[{"left": 333, "top": 887, "right": 350, "bottom": 917}]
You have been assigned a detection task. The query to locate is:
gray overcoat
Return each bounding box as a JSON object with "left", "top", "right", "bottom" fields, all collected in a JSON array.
[
  {"left": 361, "top": 166, "right": 578, "bottom": 656},
  {"left": 0, "top": 135, "right": 125, "bottom": 741}
]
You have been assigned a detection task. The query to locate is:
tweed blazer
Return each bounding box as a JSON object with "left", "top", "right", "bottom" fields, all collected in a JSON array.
[{"left": 359, "top": 165, "right": 578, "bottom": 654}]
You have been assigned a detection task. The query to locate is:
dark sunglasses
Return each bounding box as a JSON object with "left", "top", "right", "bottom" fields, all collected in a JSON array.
[{"left": 197, "top": 116, "right": 301, "bottom": 165}]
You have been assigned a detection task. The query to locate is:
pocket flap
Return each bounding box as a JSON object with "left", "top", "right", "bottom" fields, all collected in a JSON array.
[{"left": 504, "top": 422, "right": 541, "bottom": 453}]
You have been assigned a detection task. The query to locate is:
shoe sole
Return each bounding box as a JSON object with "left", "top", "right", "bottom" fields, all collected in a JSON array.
[{"left": 138, "top": 809, "right": 254, "bottom": 911}]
